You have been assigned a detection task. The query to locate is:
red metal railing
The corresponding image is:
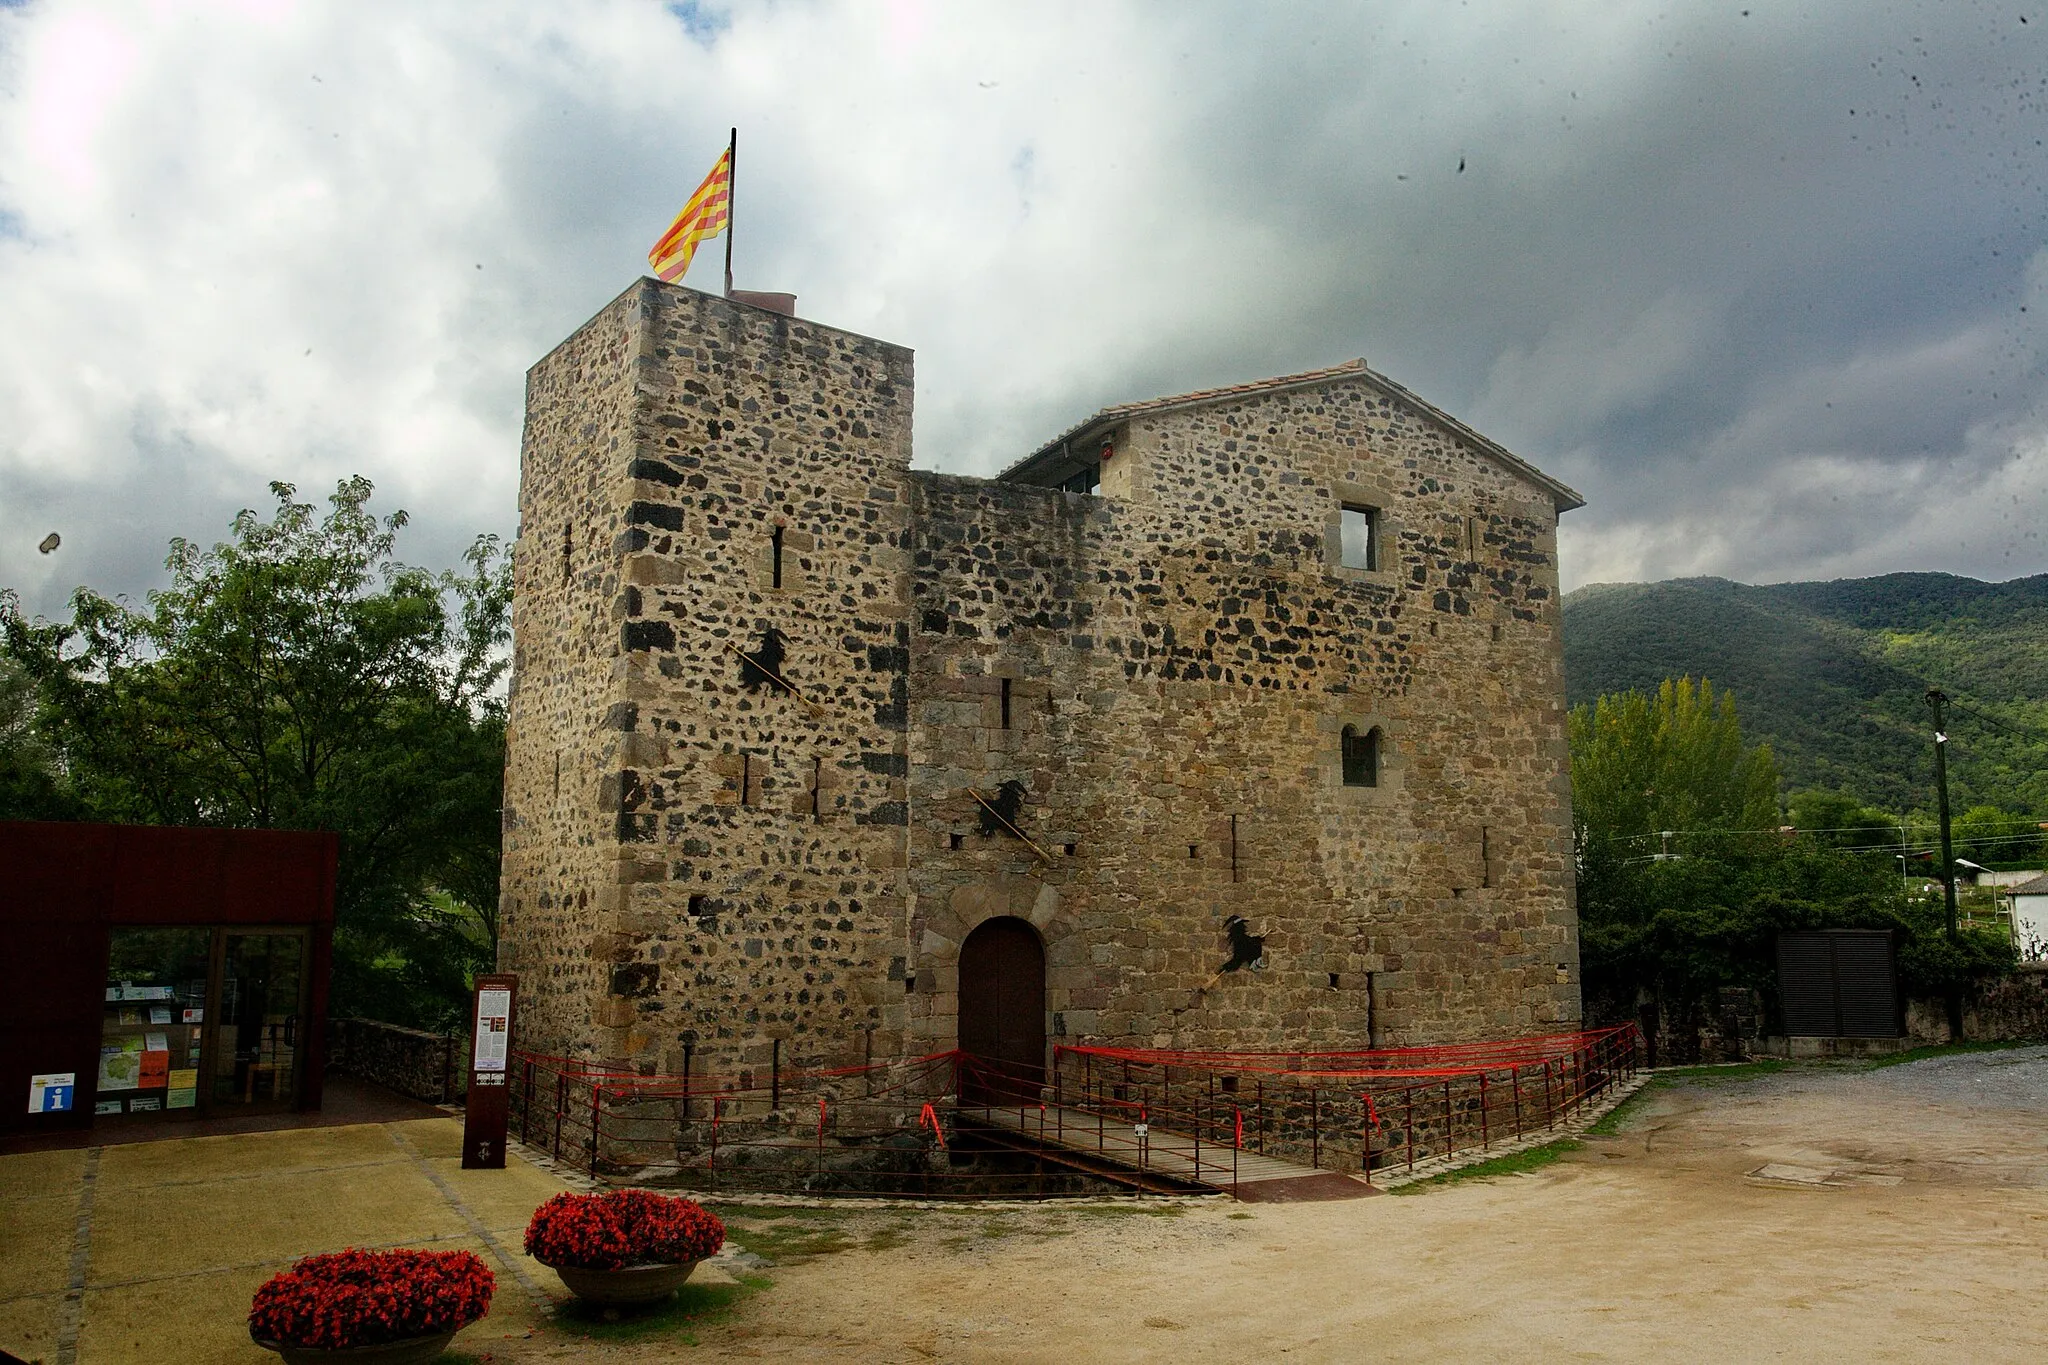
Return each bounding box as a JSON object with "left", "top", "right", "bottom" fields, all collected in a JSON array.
[
  {"left": 1053, "top": 1023, "right": 1643, "bottom": 1181},
  {"left": 504, "top": 1024, "right": 1641, "bottom": 1198}
]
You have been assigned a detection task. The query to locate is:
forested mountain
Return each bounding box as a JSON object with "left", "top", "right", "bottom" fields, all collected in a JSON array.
[{"left": 1561, "top": 573, "right": 2048, "bottom": 816}]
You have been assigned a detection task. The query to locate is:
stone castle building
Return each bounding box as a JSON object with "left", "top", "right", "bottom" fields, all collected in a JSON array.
[{"left": 499, "top": 277, "right": 1584, "bottom": 1082}]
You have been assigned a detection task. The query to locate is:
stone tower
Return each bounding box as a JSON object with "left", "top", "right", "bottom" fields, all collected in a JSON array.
[{"left": 501, "top": 278, "right": 1585, "bottom": 1080}]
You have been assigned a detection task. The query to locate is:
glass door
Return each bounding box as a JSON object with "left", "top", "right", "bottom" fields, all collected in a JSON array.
[
  {"left": 99, "top": 928, "right": 212, "bottom": 1120},
  {"left": 207, "top": 930, "right": 308, "bottom": 1112}
]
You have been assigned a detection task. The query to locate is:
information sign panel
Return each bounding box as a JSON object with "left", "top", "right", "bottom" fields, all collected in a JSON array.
[
  {"left": 461, "top": 974, "right": 517, "bottom": 1169},
  {"left": 28, "top": 1073, "right": 75, "bottom": 1114}
]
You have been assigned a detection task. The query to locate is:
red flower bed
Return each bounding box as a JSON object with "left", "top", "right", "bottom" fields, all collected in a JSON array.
[
  {"left": 248, "top": 1248, "right": 494, "bottom": 1350},
  {"left": 523, "top": 1189, "right": 725, "bottom": 1270}
]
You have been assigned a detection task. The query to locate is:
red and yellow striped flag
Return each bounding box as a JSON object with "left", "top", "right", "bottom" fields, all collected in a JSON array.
[{"left": 648, "top": 147, "right": 732, "bottom": 283}]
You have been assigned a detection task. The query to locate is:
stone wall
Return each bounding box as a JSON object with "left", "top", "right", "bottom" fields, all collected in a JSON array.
[
  {"left": 902, "top": 371, "right": 1579, "bottom": 1053},
  {"left": 327, "top": 1018, "right": 461, "bottom": 1103},
  {"left": 501, "top": 279, "right": 1582, "bottom": 1076},
  {"left": 1907, "top": 968, "right": 2048, "bottom": 1043},
  {"left": 502, "top": 279, "right": 917, "bottom": 1076}
]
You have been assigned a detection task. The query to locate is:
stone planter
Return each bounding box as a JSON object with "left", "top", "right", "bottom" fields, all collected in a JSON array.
[
  {"left": 547, "top": 1259, "right": 701, "bottom": 1306},
  {"left": 252, "top": 1330, "right": 458, "bottom": 1365}
]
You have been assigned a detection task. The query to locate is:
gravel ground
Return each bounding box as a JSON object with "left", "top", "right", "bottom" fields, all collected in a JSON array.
[
  {"left": 1856, "top": 1043, "right": 2048, "bottom": 1109},
  {"left": 466, "top": 1045, "right": 2048, "bottom": 1362}
]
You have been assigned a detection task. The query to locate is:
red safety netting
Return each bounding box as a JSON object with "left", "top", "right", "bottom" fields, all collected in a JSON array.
[{"left": 1057, "top": 1025, "right": 1636, "bottom": 1082}]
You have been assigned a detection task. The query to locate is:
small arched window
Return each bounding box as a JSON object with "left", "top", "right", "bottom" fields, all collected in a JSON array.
[{"left": 1342, "top": 724, "right": 1381, "bottom": 788}]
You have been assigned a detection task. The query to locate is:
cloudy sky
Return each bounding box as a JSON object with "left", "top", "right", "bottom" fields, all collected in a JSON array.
[{"left": 3, "top": 0, "right": 2046, "bottom": 618}]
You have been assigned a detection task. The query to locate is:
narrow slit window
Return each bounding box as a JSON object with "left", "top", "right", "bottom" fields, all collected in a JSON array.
[
  {"left": 1342, "top": 724, "right": 1381, "bottom": 788},
  {"left": 1340, "top": 505, "right": 1381, "bottom": 571},
  {"left": 771, "top": 525, "right": 784, "bottom": 589},
  {"left": 999, "top": 678, "right": 1012, "bottom": 730},
  {"left": 562, "top": 520, "right": 573, "bottom": 585}
]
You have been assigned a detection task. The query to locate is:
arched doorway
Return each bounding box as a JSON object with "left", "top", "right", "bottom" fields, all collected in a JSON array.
[{"left": 957, "top": 916, "right": 1046, "bottom": 1106}]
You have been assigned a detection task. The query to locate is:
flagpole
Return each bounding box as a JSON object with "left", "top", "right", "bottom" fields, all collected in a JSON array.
[{"left": 723, "top": 126, "right": 736, "bottom": 297}]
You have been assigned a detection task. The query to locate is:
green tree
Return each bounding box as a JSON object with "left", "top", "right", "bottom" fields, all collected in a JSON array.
[
  {"left": 0, "top": 654, "right": 81, "bottom": 819},
  {"left": 1570, "top": 678, "right": 2013, "bottom": 1053},
  {"left": 1786, "top": 790, "right": 1900, "bottom": 854},
  {"left": 1569, "top": 675, "right": 1780, "bottom": 850},
  {"left": 1951, "top": 804, "right": 2044, "bottom": 867},
  {"left": 1, "top": 478, "right": 510, "bottom": 1028}
]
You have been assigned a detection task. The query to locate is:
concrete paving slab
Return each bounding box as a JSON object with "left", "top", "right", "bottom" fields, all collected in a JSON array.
[
  {"left": 79, "top": 1259, "right": 283, "bottom": 1365},
  {"left": 95, "top": 1123, "right": 405, "bottom": 1190},
  {"left": 0, "top": 1184, "right": 78, "bottom": 1298},
  {"left": 425, "top": 1154, "right": 574, "bottom": 1240},
  {"left": 0, "top": 1146, "right": 87, "bottom": 1202},
  {"left": 389, "top": 1115, "right": 463, "bottom": 1161},
  {"left": 88, "top": 1159, "right": 453, "bottom": 1283},
  {"left": 0, "top": 1111, "right": 595, "bottom": 1363},
  {"left": 0, "top": 1290, "right": 63, "bottom": 1364}
]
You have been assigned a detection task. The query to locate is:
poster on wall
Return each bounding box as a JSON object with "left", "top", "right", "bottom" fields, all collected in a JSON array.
[
  {"left": 139, "top": 1050, "right": 169, "bottom": 1089},
  {"left": 95, "top": 1100, "right": 123, "bottom": 1115},
  {"left": 473, "top": 988, "right": 512, "bottom": 1074},
  {"left": 98, "top": 1042, "right": 141, "bottom": 1092},
  {"left": 166, "top": 1069, "right": 198, "bottom": 1109},
  {"left": 27, "top": 1073, "right": 75, "bottom": 1113}
]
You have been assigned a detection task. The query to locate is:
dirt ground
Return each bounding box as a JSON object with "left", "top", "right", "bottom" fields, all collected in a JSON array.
[
  {"left": 503, "top": 1047, "right": 2048, "bottom": 1364},
  {"left": 7, "top": 1049, "right": 2043, "bottom": 1363}
]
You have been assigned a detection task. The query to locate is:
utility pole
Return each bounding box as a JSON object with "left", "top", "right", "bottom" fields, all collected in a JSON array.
[{"left": 1927, "top": 687, "right": 1964, "bottom": 1041}]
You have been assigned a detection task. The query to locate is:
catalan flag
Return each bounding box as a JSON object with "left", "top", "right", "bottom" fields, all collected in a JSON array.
[{"left": 649, "top": 144, "right": 732, "bottom": 284}]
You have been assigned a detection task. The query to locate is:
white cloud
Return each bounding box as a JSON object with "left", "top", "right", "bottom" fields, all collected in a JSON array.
[{"left": 2, "top": 0, "right": 2046, "bottom": 617}]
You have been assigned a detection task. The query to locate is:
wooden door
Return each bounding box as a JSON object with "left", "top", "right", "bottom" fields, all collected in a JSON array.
[{"left": 957, "top": 917, "right": 1045, "bottom": 1105}]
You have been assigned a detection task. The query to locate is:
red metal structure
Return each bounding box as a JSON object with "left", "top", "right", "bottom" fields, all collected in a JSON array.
[
  {"left": 0, "top": 821, "right": 337, "bottom": 1137},
  {"left": 505, "top": 1024, "right": 1642, "bottom": 1199}
]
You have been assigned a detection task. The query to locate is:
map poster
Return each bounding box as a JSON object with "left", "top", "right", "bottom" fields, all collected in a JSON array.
[{"left": 98, "top": 1044, "right": 141, "bottom": 1092}]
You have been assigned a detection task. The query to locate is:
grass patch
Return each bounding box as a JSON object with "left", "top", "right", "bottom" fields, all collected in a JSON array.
[
  {"left": 1226, "top": 1211, "right": 1254, "bottom": 1220},
  {"left": 701, "top": 1203, "right": 839, "bottom": 1223},
  {"left": 723, "top": 1219, "right": 856, "bottom": 1263},
  {"left": 548, "top": 1272, "right": 770, "bottom": 1347},
  {"left": 1387, "top": 1139, "right": 1581, "bottom": 1195},
  {"left": 1653, "top": 1059, "right": 1794, "bottom": 1083},
  {"left": 861, "top": 1223, "right": 916, "bottom": 1253},
  {"left": 1584, "top": 1083, "right": 1665, "bottom": 1136}
]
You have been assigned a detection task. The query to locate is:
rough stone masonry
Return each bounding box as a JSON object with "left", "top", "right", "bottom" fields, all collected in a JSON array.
[{"left": 499, "top": 278, "right": 1585, "bottom": 1081}]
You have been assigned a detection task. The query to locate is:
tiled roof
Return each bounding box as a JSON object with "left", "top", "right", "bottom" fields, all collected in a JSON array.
[
  {"left": 2010, "top": 872, "right": 2048, "bottom": 895},
  {"left": 999, "top": 358, "right": 1584, "bottom": 511}
]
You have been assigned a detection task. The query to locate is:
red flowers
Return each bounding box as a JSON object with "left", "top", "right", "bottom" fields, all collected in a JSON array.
[
  {"left": 523, "top": 1189, "right": 726, "bottom": 1270},
  {"left": 248, "top": 1248, "right": 494, "bottom": 1350}
]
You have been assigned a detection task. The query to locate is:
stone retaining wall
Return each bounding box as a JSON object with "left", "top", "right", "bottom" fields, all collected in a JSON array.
[{"left": 328, "top": 1017, "right": 462, "bottom": 1103}]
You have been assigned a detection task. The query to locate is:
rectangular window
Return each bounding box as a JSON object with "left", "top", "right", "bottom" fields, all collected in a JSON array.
[
  {"left": 1060, "top": 464, "right": 1100, "bottom": 495},
  {"left": 1340, "top": 505, "right": 1380, "bottom": 571}
]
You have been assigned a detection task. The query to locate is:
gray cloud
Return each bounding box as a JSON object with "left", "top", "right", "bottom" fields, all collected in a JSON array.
[{"left": 3, "top": 0, "right": 2046, "bottom": 619}]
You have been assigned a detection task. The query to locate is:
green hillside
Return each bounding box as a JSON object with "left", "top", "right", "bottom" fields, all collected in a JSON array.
[{"left": 1561, "top": 573, "right": 2048, "bottom": 817}]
